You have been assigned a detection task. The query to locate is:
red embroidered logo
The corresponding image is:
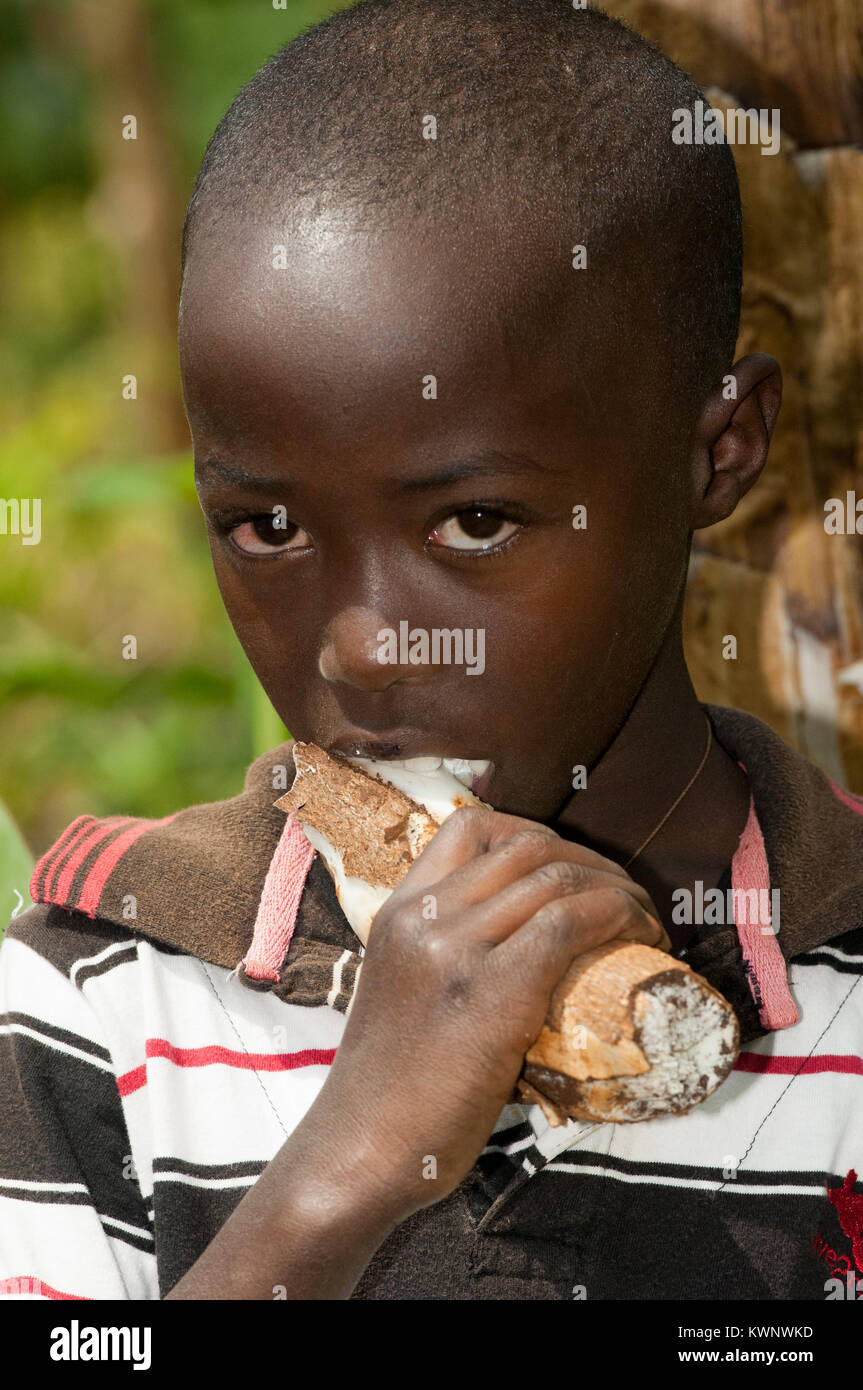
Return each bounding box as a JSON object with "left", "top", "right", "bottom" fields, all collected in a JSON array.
[{"left": 826, "top": 1169, "right": 863, "bottom": 1274}]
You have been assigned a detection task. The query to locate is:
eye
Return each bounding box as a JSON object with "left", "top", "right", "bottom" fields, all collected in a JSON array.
[
  {"left": 429, "top": 508, "right": 522, "bottom": 552},
  {"left": 228, "top": 511, "right": 312, "bottom": 556}
]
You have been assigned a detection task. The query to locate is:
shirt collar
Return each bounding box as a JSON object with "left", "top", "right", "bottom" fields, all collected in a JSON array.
[{"left": 30, "top": 704, "right": 863, "bottom": 1044}]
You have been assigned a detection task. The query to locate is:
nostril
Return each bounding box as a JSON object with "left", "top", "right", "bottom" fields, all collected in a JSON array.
[
  {"left": 318, "top": 634, "right": 391, "bottom": 685},
  {"left": 316, "top": 631, "right": 359, "bottom": 681},
  {"left": 318, "top": 646, "right": 336, "bottom": 680},
  {"left": 318, "top": 611, "right": 407, "bottom": 689},
  {"left": 318, "top": 608, "right": 444, "bottom": 690}
]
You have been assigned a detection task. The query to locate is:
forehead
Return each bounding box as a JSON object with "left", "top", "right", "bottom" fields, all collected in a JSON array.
[{"left": 178, "top": 210, "right": 617, "bottom": 451}]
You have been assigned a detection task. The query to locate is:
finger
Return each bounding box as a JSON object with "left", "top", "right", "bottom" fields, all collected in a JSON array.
[
  {"left": 616, "top": 911, "right": 670, "bottom": 952},
  {"left": 493, "top": 886, "right": 669, "bottom": 989},
  {"left": 448, "top": 861, "right": 661, "bottom": 946},
  {"left": 391, "top": 806, "right": 536, "bottom": 896},
  {"left": 404, "top": 816, "right": 636, "bottom": 912}
]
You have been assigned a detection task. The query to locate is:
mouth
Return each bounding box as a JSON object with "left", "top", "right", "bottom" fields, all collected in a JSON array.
[{"left": 325, "top": 733, "right": 495, "bottom": 798}]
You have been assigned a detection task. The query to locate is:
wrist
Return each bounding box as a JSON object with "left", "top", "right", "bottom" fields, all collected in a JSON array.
[{"left": 271, "top": 1119, "right": 411, "bottom": 1244}]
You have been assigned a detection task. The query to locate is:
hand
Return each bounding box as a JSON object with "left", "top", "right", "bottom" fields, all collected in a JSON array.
[{"left": 298, "top": 806, "right": 666, "bottom": 1228}]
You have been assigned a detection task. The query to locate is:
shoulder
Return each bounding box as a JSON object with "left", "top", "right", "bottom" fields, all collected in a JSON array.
[
  {"left": 793, "top": 923, "right": 863, "bottom": 975},
  {"left": 3, "top": 902, "right": 180, "bottom": 990},
  {"left": 22, "top": 738, "right": 297, "bottom": 968},
  {"left": 5, "top": 901, "right": 134, "bottom": 971}
]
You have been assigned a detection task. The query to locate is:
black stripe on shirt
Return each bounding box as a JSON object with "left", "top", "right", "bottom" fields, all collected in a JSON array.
[
  {"left": 0, "top": 1181, "right": 92, "bottom": 1206},
  {"left": 543, "top": 1147, "right": 835, "bottom": 1190},
  {"left": 0, "top": 1011, "right": 113, "bottom": 1066},
  {"left": 97, "top": 1216, "right": 154, "bottom": 1253},
  {"left": 795, "top": 950, "right": 863, "bottom": 975},
  {"left": 484, "top": 1120, "right": 534, "bottom": 1151},
  {"left": 6, "top": 903, "right": 137, "bottom": 979},
  {"left": 0, "top": 1182, "right": 154, "bottom": 1254},
  {"left": 152, "top": 1157, "right": 266, "bottom": 1182},
  {"left": 72, "top": 945, "right": 139, "bottom": 988},
  {"left": 0, "top": 1026, "right": 154, "bottom": 1251}
]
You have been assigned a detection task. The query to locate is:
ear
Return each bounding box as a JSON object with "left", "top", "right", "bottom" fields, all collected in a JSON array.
[{"left": 690, "top": 353, "right": 782, "bottom": 529}]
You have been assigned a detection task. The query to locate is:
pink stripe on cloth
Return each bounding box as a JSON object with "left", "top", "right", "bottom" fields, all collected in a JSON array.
[
  {"left": 732, "top": 765, "right": 798, "bottom": 1031},
  {"left": 828, "top": 776, "right": 863, "bottom": 817},
  {"left": 242, "top": 814, "right": 316, "bottom": 982},
  {"left": 31, "top": 816, "right": 95, "bottom": 901},
  {"left": 48, "top": 818, "right": 130, "bottom": 906},
  {"left": 76, "top": 814, "right": 177, "bottom": 917}
]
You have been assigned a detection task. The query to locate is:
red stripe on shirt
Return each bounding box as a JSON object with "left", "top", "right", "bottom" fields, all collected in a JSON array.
[
  {"left": 30, "top": 816, "right": 95, "bottom": 901},
  {"left": 117, "top": 1063, "right": 148, "bottom": 1097},
  {"left": 828, "top": 777, "right": 863, "bottom": 817},
  {"left": 0, "top": 1276, "right": 89, "bottom": 1300},
  {"left": 47, "top": 818, "right": 130, "bottom": 906},
  {"left": 735, "top": 1052, "right": 863, "bottom": 1076},
  {"left": 75, "top": 814, "right": 176, "bottom": 918},
  {"left": 116, "top": 1040, "right": 336, "bottom": 1095}
]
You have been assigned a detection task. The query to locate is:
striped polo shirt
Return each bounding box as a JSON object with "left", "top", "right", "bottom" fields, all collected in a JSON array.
[{"left": 1, "top": 703, "right": 863, "bottom": 1299}]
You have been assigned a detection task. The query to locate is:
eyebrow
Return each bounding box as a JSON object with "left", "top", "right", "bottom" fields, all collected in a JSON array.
[
  {"left": 195, "top": 448, "right": 554, "bottom": 496},
  {"left": 395, "top": 450, "right": 554, "bottom": 494},
  {"left": 194, "top": 457, "right": 290, "bottom": 493}
]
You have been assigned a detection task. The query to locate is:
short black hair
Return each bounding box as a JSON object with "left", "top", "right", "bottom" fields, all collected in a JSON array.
[{"left": 181, "top": 0, "right": 742, "bottom": 423}]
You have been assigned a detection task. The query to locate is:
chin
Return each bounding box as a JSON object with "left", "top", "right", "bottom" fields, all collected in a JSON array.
[{"left": 486, "top": 771, "right": 570, "bottom": 824}]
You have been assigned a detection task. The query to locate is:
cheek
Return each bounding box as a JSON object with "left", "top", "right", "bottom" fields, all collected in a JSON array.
[
  {"left": 484, "top": 521, "right": 684, "bottom": 721},
  {"left": 496, "top": 557, "right": 664, "bottom": 670},
  {"left": 208, "top": 550, "right": 332, "bottom": 730},
  {"left": 209, "top": 544, "right": 251, "bottom": 634},
  {"left": 208, "top": 546, "right": 295, "bottom": 673}
]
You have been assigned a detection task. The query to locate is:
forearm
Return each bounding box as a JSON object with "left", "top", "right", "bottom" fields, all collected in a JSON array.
[{"left": 164, "top": 1123, "right": 401, "bottom": 1300}]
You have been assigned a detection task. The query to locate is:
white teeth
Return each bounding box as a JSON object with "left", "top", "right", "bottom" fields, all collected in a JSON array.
[
  {"left": 442, "top": 757, "right": 493, "bottom": 789},
  {"left": 401, "top": 756, "right": 443, "bottom": 773},
  {"left": 442, "top": 758, "right": 473, "bottom": 787},
  {"left": 345, "top": 755, "right": 483, "bottom": 825}
]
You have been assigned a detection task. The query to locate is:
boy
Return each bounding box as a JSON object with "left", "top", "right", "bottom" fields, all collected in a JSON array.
[{"left": 2, "top": 0, "right": 862, "bottom": 1301}]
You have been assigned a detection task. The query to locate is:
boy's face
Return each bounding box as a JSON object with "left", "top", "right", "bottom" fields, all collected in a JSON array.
[{"left": 179, "top": 213, "right": 693, "bottom": 819}]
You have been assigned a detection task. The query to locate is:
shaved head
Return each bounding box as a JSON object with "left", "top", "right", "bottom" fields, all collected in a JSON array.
[{"left": 180, "top": 0, "right": 742, "bottom": 425}]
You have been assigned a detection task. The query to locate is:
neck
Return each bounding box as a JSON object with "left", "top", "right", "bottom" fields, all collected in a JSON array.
[{"left": 554, "top": 624, "right": 751, "bottom": 950}]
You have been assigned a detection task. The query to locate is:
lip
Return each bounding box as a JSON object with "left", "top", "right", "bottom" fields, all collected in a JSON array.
[
  {"left": 325, "top": 730, "right": 497, "bottom": 798},
  {"left": 328, "top": 737, "right": 409, "bottom": 760},
  {"left": 326, "top": 730, "right": 490, "bottom": 763}
]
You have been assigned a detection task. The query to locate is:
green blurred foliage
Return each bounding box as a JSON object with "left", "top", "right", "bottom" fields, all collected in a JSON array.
[
  {"left": 0, "top": 0, "right": 350, "bottom": 866},
  {"left": 0, "top": 795, "right": 33, "bottom": 935}
]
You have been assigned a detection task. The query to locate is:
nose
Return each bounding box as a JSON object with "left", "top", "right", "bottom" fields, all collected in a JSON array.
[{"left": 318, "top": 606, "right": 426, "bottom": 691}]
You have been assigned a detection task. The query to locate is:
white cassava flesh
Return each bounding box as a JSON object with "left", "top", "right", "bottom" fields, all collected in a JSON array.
[
  {"left": 276, "top": 743, "right": 486, "bottom": 944},
  {"left": 275, "top": 743, "right": 740, "bottom": 1122}
]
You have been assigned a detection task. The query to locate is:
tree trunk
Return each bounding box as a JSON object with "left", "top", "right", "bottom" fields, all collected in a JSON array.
[{"left": 606, "top": 0, "right": 863, "bottom": 791}]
